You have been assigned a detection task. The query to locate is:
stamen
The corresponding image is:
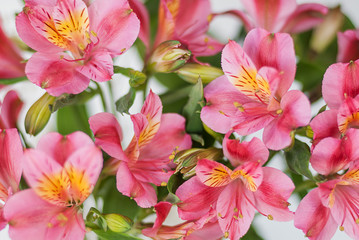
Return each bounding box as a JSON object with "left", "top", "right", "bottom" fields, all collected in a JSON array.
[
  {"left": 267, "top": 215, "right": 273, "bottom": 220},
  {"left": 233, "top": 102, "right": 245, "bottom": 112},
  {"left": 276, "top": 109, "right": 283, "bottom": 114},
  {"left": 224, "top": 231, "right": 229, "bottom": 238},
  {"left": 160, "top": 182, "right": 167, "bottom": 187},
  {"left": 339, "top": 226, "right": 344, "bottom": 231}
]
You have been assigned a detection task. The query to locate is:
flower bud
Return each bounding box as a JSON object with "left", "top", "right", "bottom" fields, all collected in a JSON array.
[
  {"left": 25, "top": 93, "right": 56, "bottom": 136},
  {"left": 310, "top": 6, "right": 344, "bottom": 53},
  {"left": 176, "top": 63, "right": 223, "bottom": 84},
  {"left": 103, "top": 213, "right": 133, "bottom": 233},
  {"left": 174, "top": 147, "right": 223, "bottom": 179},
  {"left": 147, "top": 40, "right": 191, "bottom": 73}
]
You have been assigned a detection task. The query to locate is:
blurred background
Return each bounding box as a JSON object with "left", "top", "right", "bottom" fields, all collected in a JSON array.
[{"left": 1, "top": 0, "right": 359, "bottom": 239}]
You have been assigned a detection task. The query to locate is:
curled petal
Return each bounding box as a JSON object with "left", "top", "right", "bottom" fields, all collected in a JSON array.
[
  {"left": 142, "top": 202, "right": 172, "bottom": 237},
  {"left": 25, "top": 52, "right": 90, "bottom": 96},
  {"left": 223, "top": 133, "right": 269, "bottom": 167},
  {"left": 0, "top": 91, "right": 23, "bottom": 129}
]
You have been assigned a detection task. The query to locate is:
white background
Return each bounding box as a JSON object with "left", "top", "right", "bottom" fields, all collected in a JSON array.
[{"left": 0, "top": 0, "right": 359, "bottom": 239}]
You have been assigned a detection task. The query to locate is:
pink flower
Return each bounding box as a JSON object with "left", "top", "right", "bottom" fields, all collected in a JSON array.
[
  {"left": 154, "top": 0, "right": 223, "bottom": 58},
  {"left": 89, "top": 90, "right": 191, "bottom": 208},
  {"left": 201, "top": 28, "right": 311, "bottom": 150},
  {"left": 295, "top": 150, "right": 359, "bottom": 239},
  {"left": 4, "top": 131, "right": 103, "bottom": 240},
  {"left": 176, "top": 134, "right": 294, "bottom": 239},
  {"left": 16, "top": 0, "right": 140, "bottom": 96},
  {"left": 0, "top": 19, "right": 25, "bottom": 79},
  {"left": 142, "top": 202, "right": 222, "bottom": 240},
  {"left": 337, "top": 29, "right": 359, "bottom": 63},
  {"left": 227, "top": 0, "right": 327, "bottom": 33},
  {"left": 0, "top": 90, "right": 23, "bottom": 129},
  {"left": 0, "top": 129, "right": 23, "bottom": 230},
  {"left": 128, "top": 0, "right": 150, "bottom": 49},
  {"left": 322, "top": 59, "right": 359, "bottom": 109}
]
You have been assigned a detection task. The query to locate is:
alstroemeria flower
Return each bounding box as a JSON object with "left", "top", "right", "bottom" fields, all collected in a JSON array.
[
  {"left": 0, "top": 90, "right": 23, "bottom": 129},
  {"left": 128, "top": 0, "right": 150, "bottom": 49},
  {"left": 176, "top": 134, "right": 294, "bottom": 239},
  {"left": 201, "top": 28, "right": 311, "bottom": 150},
  {"left": 322, "top": 59, "right": 359, "bottom": 110},
  {"left": 295, "top": 151, "right": 359, "bottom": 239},
  {"left": 16, "top": 0, "right": 140, "bottom": 96},
  {"left": 337, "top": 29, "right": 359, "bottom": 63},
  {"left": 154, "top": 0, "right": 223, "bottom": 58},
  {"left": 0, "top": 129, "right": 23, "bottom": 230},
  {"left": 142, "top": 202, "right": 222, "bottom": 240},
  {"left": 0, "top": 19, "right": 25, "bottom": 79},
  {"left": 89, "top": 90, "right": 191, "bottom": 208},
  {"left": 4, "top": 131, "right": 103, "bottom": 240},
  {"left": 227, "top": 0, "right": 327, "bottom": 33}
]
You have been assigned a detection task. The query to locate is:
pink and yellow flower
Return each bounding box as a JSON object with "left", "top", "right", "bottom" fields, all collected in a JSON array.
[
  {"left": 176, "top": 133, "right": 294, "bottom": 239},
  {"left": 0, "top": 129, "right": 23, "bottom": 230},
  {"left": 201, "top": 28, "right": 311, "bottom": 150},
  {"left": 16, "top": 0, "right": 140, "bottom": 96},
  {"left": 227, "top": 0, "right": 328, "bottom": 33},
  {"left": 4, "top": 131, "right": 103, "bottom": 240},
  {"left": 89, "top": 90, "right": 191, "bottom": 208}
]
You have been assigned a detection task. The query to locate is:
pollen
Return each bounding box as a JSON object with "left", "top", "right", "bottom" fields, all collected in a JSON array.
[
  {"left": 356, "top": 218, "right": 359, "bottom": 224},
  {"left": 204, "top": 37, "right": 209, "bottom": 43},
  {"left": 224, "top": 231, "right": 229, "bottom": 238},
  {"left": 339, "top": 226, "right": 344, "bottom": 231},
  {"left": 267, "top": 215, "right": 273, "bottom": 220},
  {"left": 57, "top": 213, "right": 68, "bottom": 222},
  {"left": 91, "top": 30, "right": 97, "bottom": 37},
  {"left": 218, "top": 212, "right": 222, "bottom": 217},
  {"left": 233, "top": 207, "right": 238, "bottom": 212},
  {"left": 47, "top": 222, "right": 53, "bottom": 228},
  {"left": 233, "top": 102, "right": 245, "bottom": 112},
  {"left": 276, "top": 109, "right": 283, "bottom": 114},
  {"left": 238, "top": 213, "right": 243, "bottom": 219},
  {"left": 161, "top": 182, "right": 167, "bottom": 186}
]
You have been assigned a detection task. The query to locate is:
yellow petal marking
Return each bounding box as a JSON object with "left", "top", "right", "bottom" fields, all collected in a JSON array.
[
  {"left": 65, "top": 164, "right": 92, "bottom": 205},
  {"left": 202, "top": 165, "right": 231, "bottom": 187}
]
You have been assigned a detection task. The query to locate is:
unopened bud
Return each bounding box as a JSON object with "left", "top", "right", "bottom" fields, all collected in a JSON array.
[
  {"left": 103, "top": 213, "right": 133, "bottom": 233},
  {"left": 25, "top": 93, "right": 56, "bottom": 136},
  {"left": 310, "top": 6, "right": 344, "bottom": 53},
  {"left": 174, "top": 147, "right": 223, "bottom": 179},
  {"left": 177, "top": 63, "right": 223, "bottom": 84},
  {"left": 147, "top": 40, "right": 191, "bottom": 73}
]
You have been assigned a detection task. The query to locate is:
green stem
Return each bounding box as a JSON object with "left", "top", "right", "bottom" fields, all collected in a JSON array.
[
  {"left": 294, "top": 180, "right": 317, "bottom": 193},
  {"left": 95, "top": 82, "right": 108, "bottom": 112},
  {"left": 107, "top": 81, "right": 116, "bottom": 114}
]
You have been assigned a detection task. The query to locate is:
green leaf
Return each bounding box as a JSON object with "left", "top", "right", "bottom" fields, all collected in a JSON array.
[
  {"left": 284, "top": 139, "right": 314, "bottom": 181},
  {"left": 93, "top": 230, "right": 142, "bottom": 240},
  {"left": 190, "top": 134, "right": 204, "bottom": 146},
  {"left": 167, "top": 173, "right": 185, "bottom": 195},
  {"left": 115, "top": 88, "right": 136, "bottom": 115},
  {"left": 159, "top": 86, "right": 191, "bottom": 113},
  {"left": 154, "top": 72, "right": 190, "bottom": 90},
  {"left": 94, "top": 177, "right": 140, "bottom": 219},
  {"left": 57, "top": 104, "right": 91, "bottom": 135},
  {"left": 182, "top": 78, "right": 203, "bottom": 133},
  {"left": 0, "top": 76, "right": 27, "bottom": 85}
]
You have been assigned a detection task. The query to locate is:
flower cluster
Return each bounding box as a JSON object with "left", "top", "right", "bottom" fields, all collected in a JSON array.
[{"left": 2, "top": 0, "right": 359, "bottom": 239}]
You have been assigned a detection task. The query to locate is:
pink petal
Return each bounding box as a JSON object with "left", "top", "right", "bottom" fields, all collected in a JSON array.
[
  {"left": 45, "top": 208, "right": 85, "bottom": 240},
  {"left": 234, "top": 161, "right": 263, "bottom": 192},
  {"left": 142, "top": 202, "right": 172, "bottom": 237},
  {"left": 187, "top": 35, "right": 224, "bottom": 57},
  {"left": 128, "top": 0, "right": 150, "bottom": 48},
  {"left": 254, "top": 167, "right": 294, "bottom": 221},
  {"left": 154, "top": 0, "right": 176, "bottom": 47},
  {"left": 176, "top": 177, "right": 222, "bottom": 220},
  {"left": 263, "top": 90, "right": 311, "bottom": 150},
  {"left": 216, "top": 182, "right": 255, "bottom": 239},
  {"left": 241, "top": 0, "right": 296, "bottom": 33},
  {"left": 326, "top": 184, "right": 359, "bottom": 239},
  {"left": 218, "top": 10, "right": 254, "bottom": 32},
  {"left": 89, "top": 112, "right": 127, "bottom": 161},
  {"left": 337, "top": 30, "right": 359, "bottom": 63},
  {"left": 139, "top": 113, "right": 191, "bottom": 160},
  {"left": 310, "top": 137, "right": 348, "bottom": 175},
  {"left": 322, "top": 60, "right": 359, "bottom": 109},
  {"left": 201, "top": 76, "right": 249, "bottom": 133},
  {"left": 131, "top": 159, "right": 173, "bottom": 186},
  {"left": 0, "top": 129, "right": 23, "bottom": 200},
  {"left": 25, "top": 52, "right": 90, "bottom": 96},
  {"left": 4, "top": 189, "right": 65, "bottom": 240},
  {"left": 337, "top": 96, "right": 359, "bottom": 133},
  {"left": 310, "top": 109, "right": 340, "bottom": 148},
  {"left": 223, "top": 133, "right": 269, "bottom": 167},
  {"left": 15, "top": 12, "right": 62, "bottom": 53},
  {"left": 243, "top": 28, "right": 296, "bottom": 96},
  {"left": 77, "top": 51, "right": 113, "bottom": 82},
  {"left": 281, "top": 3, "right": 328, "bottom": 33},
  {"left": 88, "top": 0, "right": 140, "bottom": 55},
  {"left": 116, "top": 161, "right": 157, "bottom": 208},
  {"left": 294, "top": 188, "right": 337, "bottom": 240},
  {"left": 196, "top": 159, "right": 232, "bottom": 188},
  {"left": 0, "top": 91, "right": 23, "bottom": 129},
  {"left": 0, "top": 208, "right": 6, "bottom": 230},
  {"left": 36, "top": 131, "right": 94, "bottom": 166},
  {"left": 65, "top": 145, "right": 103, "bottom": 191}
]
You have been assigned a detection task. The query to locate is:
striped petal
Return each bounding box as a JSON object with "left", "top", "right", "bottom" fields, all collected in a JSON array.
[{"left": 196, "top": 159, "right": 232, "bottom": 188}]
